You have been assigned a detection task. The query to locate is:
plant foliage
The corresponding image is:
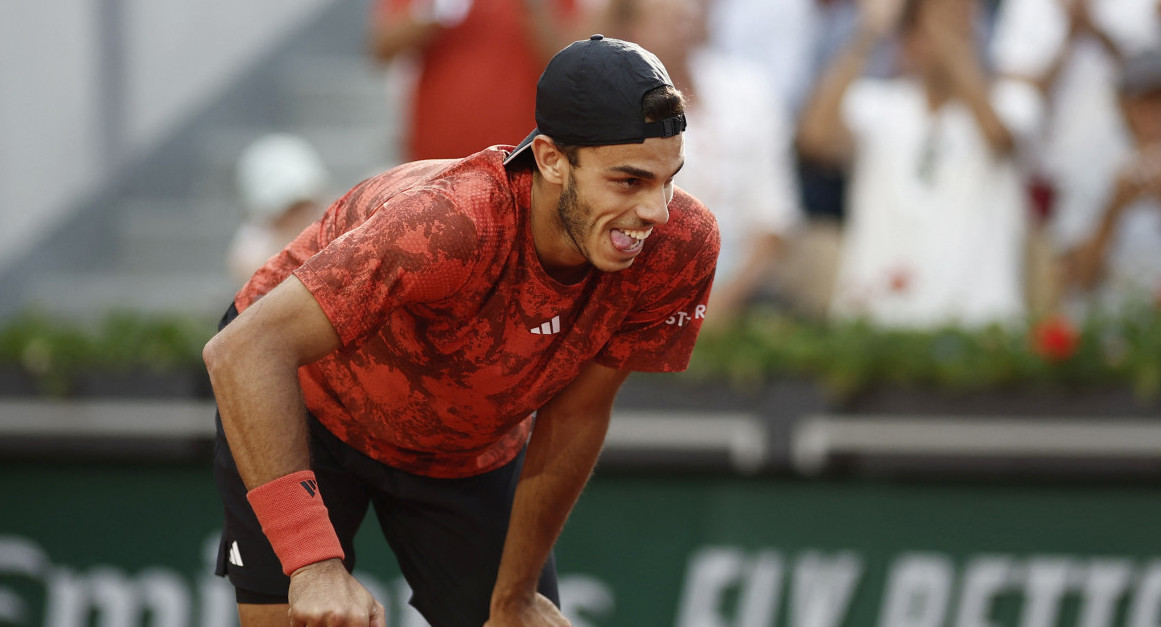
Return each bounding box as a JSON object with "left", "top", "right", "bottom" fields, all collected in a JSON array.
[
  {"left": 0, "top": 310, "right": 215, "bottom": 395},
  {"left": 687, "top": 305, "right": 1161, "bottom": 403},
  {"left": 1, "top": 305, "right": 1159, "bottom": 402}
]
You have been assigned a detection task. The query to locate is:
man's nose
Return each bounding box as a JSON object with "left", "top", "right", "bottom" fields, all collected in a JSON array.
[{"left": 637, "top": 187, "right": 671, "bottom": 226}]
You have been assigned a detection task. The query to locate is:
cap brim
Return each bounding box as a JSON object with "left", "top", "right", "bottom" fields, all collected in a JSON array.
[{"left": 503, "top": 128, "right": 539, "bottom": 166}]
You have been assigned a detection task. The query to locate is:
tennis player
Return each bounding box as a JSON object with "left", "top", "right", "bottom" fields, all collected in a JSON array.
[{"left": 204, "top": 35, "right": 719, "bottom": 626}]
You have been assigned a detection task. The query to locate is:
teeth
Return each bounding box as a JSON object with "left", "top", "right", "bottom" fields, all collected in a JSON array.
[{"left": 621, "top": 227, "right": 653, "bottom": 241}]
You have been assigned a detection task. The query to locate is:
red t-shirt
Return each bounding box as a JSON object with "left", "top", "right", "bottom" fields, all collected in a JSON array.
[
  {"left": 235, "top": 147, "right": 719, "bottom": 478},
  {"left": 377, "top": 0, "right": 576, "bottom": 160}
]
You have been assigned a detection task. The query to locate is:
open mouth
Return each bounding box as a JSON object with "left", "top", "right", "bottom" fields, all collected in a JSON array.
[{"left": 610, "top": 227, "right": 653, "bottom": 255}]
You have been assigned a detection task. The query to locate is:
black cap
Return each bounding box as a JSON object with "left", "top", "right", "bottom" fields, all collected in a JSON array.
[{"left": 504, "top": 34, "right": 687, "bottom": 166}]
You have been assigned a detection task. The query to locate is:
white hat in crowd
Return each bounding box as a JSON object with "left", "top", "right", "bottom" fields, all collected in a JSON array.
[{"left": 236, "top": 133, "right": 331, "bottom": 220}]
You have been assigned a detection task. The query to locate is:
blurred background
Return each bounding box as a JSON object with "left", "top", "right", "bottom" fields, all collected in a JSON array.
[{"left": 2, "top": 0, "right": 1161, "bottom": 625}]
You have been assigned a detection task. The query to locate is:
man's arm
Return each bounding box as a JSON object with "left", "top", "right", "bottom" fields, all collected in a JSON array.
[
  {"left": 203, "top": 276, "right": 385, "bottom": 625},
  {"left": 486, "top": 361, "right": 632, "bottom": 626},
  {"left": 796, "top": 0, "right": 906, "bottom": 166},
  {"left": 922, "top": 2, "right": 1017, "bottom": 155},
  {"left": 204, "top": 276, "right": 339, "bottom": 487}
]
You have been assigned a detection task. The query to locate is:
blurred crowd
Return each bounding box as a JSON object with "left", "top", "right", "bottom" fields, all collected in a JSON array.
[{"left": 231, "top": 0, "right": 1161, "bottom": 332}]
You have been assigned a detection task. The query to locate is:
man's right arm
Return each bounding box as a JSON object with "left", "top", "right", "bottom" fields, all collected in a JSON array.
[
  {"left": 203, "top": 275, "right": 339, "bottom": 488},
  {"left": 203, "top": 276, "right": 385, "bottom": 625}
]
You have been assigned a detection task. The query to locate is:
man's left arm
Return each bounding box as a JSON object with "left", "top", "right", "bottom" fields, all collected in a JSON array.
[{"left": 486, "top": 360, "right": 632, "bottom": 626}]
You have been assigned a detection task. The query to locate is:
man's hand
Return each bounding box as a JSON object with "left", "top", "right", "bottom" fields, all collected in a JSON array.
[
  {"left": 288, "top": 559, "right": 386, "bottom": 626},
  {"left": 485, "top": 592, "right": 571, "bottom": 627},
  {"left": 858, "top": 0, "right": 908, "bottom": 39}
]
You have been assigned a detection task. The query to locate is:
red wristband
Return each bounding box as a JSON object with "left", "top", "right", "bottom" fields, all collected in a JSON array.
[{"left": 246, "top": 470, "right": 345, "bottom": 576}]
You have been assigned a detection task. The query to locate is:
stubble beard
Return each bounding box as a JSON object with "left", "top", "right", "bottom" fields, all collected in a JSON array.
[{"left": 556, "top": 175, "right": 593, "bottom": 263}]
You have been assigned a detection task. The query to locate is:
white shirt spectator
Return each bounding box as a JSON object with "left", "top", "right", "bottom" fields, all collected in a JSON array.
[
  {"left": 990, "top": 0, "right": 1161, "bottom": 317},
  {"left": 829, "top": 77, "right": 1044, "bottom": 328},
  {"left": 706, "top": 0, "right": 818, "bottom": 114},
  {"left": 677, "top": 48, "right": 803, "bottom": 287}
]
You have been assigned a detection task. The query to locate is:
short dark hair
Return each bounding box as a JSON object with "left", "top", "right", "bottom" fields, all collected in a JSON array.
[{"left": 549, "top": 84, "right": 687, "bottom": 168}]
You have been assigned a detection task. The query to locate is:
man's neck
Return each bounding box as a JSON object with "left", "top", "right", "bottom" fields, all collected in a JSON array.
[{"left": 528, "top": 177, "right": 591, "bottom": 284}]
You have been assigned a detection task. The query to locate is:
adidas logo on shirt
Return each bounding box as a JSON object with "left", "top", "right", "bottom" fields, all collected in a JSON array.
[{"left": 530, "top": 315, "right": 561, "bottom": 335}]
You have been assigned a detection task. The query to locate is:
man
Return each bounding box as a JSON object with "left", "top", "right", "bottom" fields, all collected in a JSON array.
[
  {"left": 204, "top": 35, "right": 719, "bottom": 626},
  {"left": 603, "top": 0, "right": 805, "bottom": 327}
]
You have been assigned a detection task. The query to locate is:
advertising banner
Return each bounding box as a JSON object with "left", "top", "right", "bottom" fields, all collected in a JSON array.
[{"left": 2, "top": 463, "right": 1160, "bottom": 626}]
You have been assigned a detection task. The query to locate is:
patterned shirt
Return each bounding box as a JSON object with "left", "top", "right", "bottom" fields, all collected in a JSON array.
[{"left": 235, "top": 147, "right": 720, "bottom": 478}]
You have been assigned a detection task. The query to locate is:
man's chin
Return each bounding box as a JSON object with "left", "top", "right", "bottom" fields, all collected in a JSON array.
[{"left": 590, "top": 255, "right": 638, "bottom": 273}]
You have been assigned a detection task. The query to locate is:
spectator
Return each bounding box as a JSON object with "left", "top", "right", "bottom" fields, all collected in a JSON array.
[
  {"left": 367, "top": 0, "right": 588, "bottom": 162},
  {"left": 797, "top": 0, "right": 1044, "bottom": 328},
  {"left": 990, "top": 0, "right": 1161, "bottom": 318},
  {"left": 227, "top": 133, "right": 331, "bottom": 285},
  {"left": 704, "top": 0, "right": 905, "bottom": 318},
  {"left": 601, "top": 0, "right": 805, "bottom": 327},
  {"left": 705, "top": 0, "right": 897, "bottom": 118},
  {"left": 991, "top": 0, "right": 1157, "bottom": 307},
  {"left": 1062, "top": 47, "right": 1161, "bottom": 313},
  {"left": 704, "top": 0, "right": 819, "bottom": 116}
]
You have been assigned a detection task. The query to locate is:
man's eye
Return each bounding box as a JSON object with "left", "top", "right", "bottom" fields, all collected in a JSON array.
[{"left": 619, "top": 178, "right": 641, "bottom": 188}]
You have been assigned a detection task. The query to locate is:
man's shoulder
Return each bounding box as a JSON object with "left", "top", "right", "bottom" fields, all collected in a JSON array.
[
  {"left": 359, "top": 148, "right": 518, "bottom": 225},
  {"left": 441, "top": 147, "right": 521, "bottom": 197},
  {"left": 626, "top": 187, "right": 719, "bottom": 282},
  {"left": 666, "top": 187, "right": 720, "bottom": 244},
  {"left": 372, "top": 148, "right": 511, "bottom": 193}
]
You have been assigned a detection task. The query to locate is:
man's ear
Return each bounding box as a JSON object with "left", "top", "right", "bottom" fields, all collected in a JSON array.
[{"left": 531, "top": 136, "right": 568, "bottom": 186}]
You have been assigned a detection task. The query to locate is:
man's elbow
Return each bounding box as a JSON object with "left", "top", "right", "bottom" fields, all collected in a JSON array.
[{"left": 202, "top": 331, "right": 238, "bottom": 383}]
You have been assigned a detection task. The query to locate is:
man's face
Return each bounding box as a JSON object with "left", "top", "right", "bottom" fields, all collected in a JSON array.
[{"left": 555, "top": 134, "right": 685, "bottom": 273}]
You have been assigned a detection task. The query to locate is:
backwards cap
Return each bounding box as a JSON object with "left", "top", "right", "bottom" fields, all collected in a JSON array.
[{"left": 504, "top": 34, "right": 686, "bottom": 165}]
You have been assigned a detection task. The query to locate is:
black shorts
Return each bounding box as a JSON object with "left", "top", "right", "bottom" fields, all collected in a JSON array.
[
  {"left": 211, "top": 311, "right": 558, "bottom": 625},
  {"left": 213, "top": 412, "right": 559, "bottom": 625}
]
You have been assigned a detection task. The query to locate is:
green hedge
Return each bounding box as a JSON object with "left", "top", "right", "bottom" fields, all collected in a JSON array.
[
  {"left": 687, "top": 305, "right": 1161, "bottom": 402},
  {"left": 2, "top": 306, "right": 1159, "bottom": 402},
  {"left": 0, "top": 311, "right": 215, "bottom": 395}
]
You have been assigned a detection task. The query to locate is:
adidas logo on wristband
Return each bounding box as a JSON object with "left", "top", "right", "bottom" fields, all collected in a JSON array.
[{"left": 247, "top": 470, "right": 345, "bottom": 575}]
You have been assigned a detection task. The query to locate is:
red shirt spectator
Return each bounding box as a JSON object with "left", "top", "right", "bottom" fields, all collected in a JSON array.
[{"left": 370, "top": 0, "right": 581, "bottom": 161}]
